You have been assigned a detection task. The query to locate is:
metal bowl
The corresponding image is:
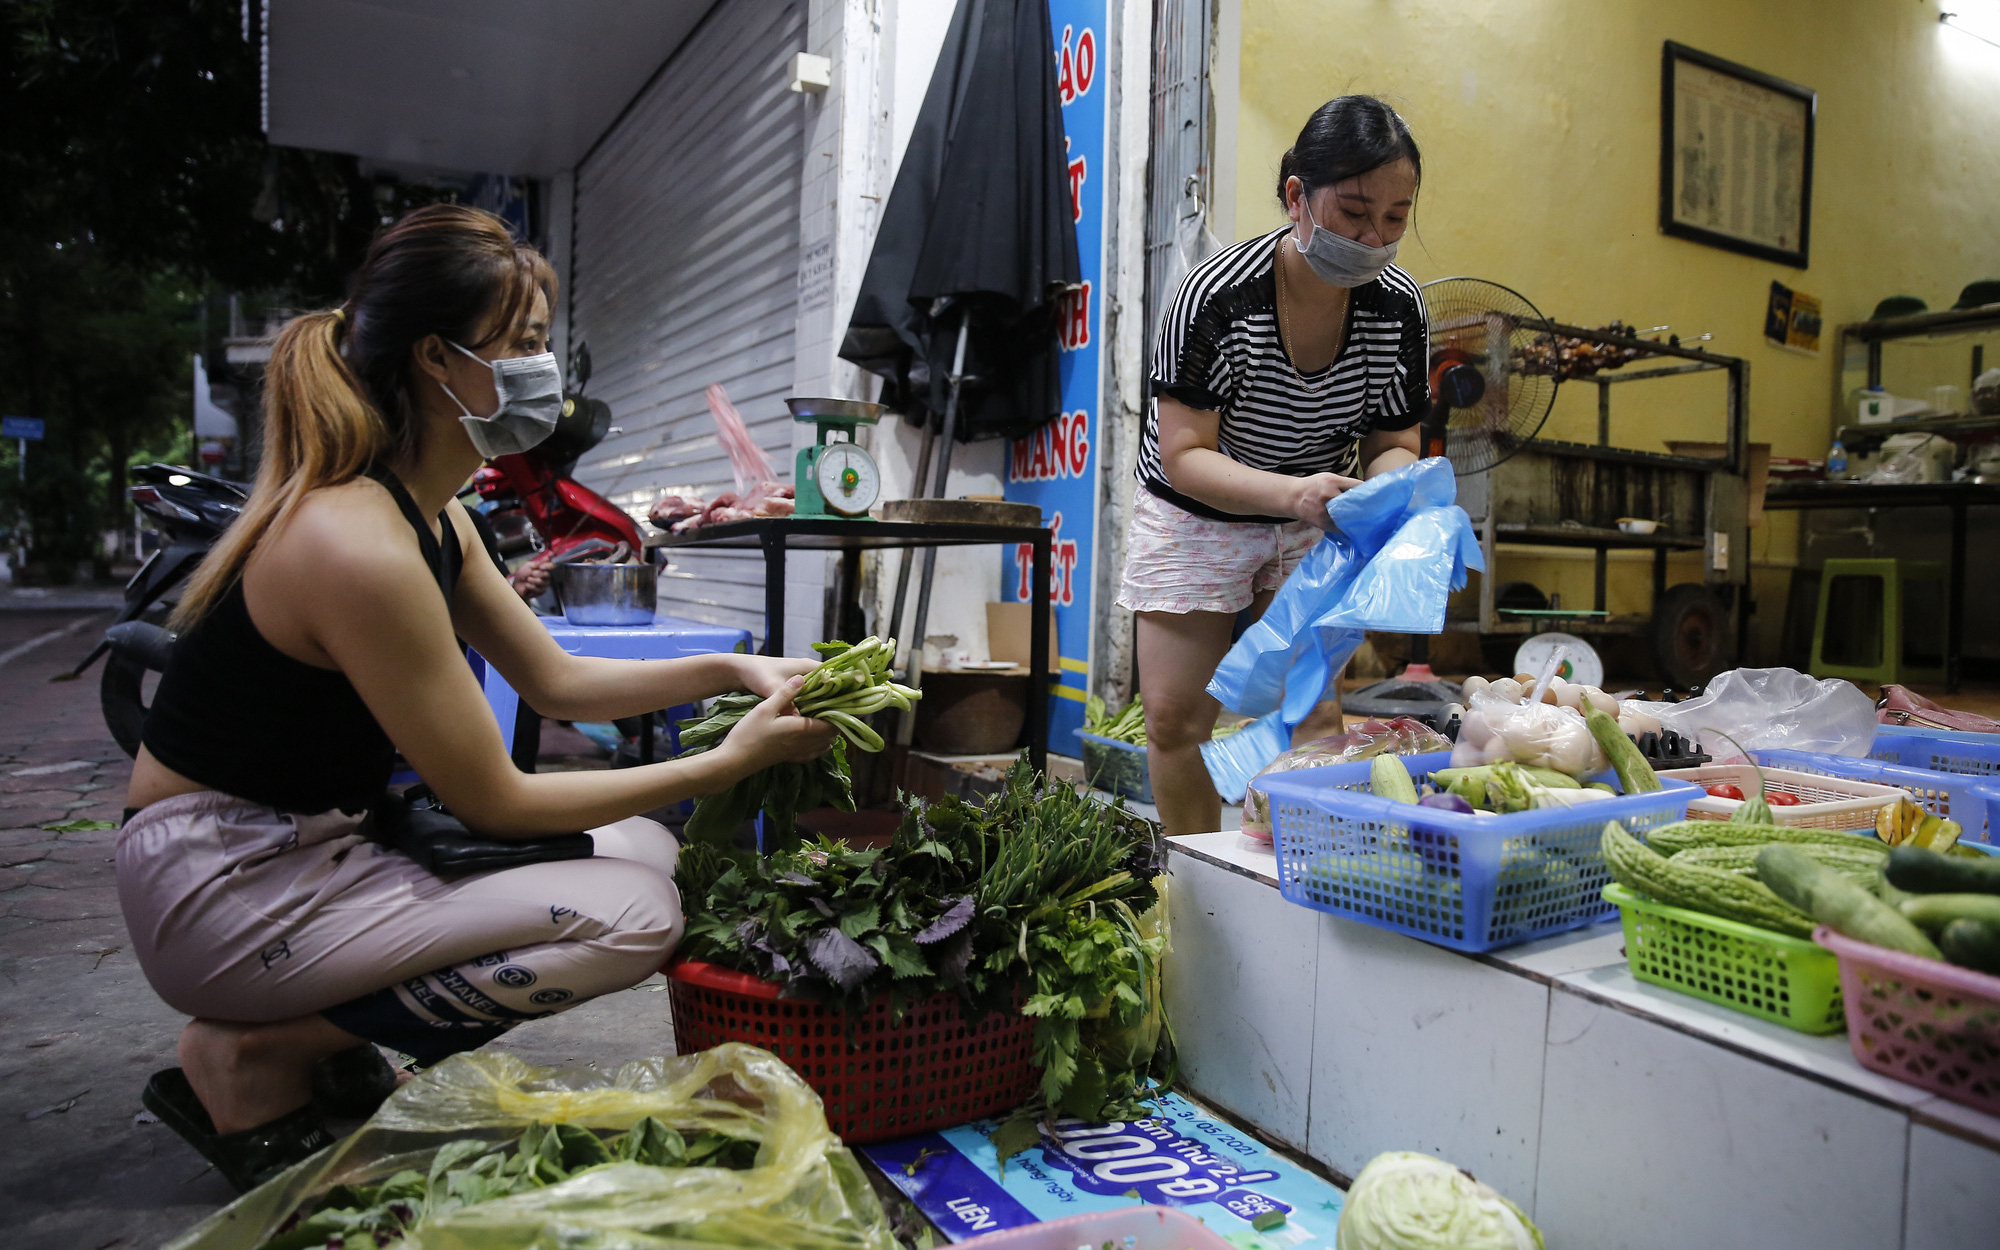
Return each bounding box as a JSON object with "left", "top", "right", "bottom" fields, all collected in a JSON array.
[
  {"left": 785, "top": 396, "right": 885, "bottom": 424},
  {"left": 553, "top": 562, "right": 657, "bottom": 626}
]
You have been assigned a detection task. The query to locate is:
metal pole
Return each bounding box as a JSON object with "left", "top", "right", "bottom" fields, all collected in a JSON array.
[
  {"left": 885, "top": 419, "right": 938, "bottom": 643},
  {"left": 898, "top": 310, "right": 972, "bottom": 744}
]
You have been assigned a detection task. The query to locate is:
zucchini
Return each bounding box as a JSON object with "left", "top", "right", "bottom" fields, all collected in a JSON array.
[
  {"left": 1647, "top": 821, "right": 1888, "bottom": 859},
  {"left": 1370, "top": 755, "right": 1419, "bottom": 804},
  {"left": 1938, "top": 918, "right": 2000, "bottom": 975},
  {"left": 1755, "top": 846, "right": 1942, "bottom": 959},
  {"left": 1884, "top": 845, "right": 2000, "bottom": 895},
  {"left": 1521, "top": 766, "right": 1581, "bottom": 790},
  {"left": 1897, "top": 893, "right": 2000, "bottom": 932},
  {"left": 1674, "top": 843, "right": 1888, "bottom": 882},
  {"left": 1586, "top": 707, "right": 1660, "bottom": 794},
  {"left": 1602, "top": 821, "right": 1813, "bottom": 937}
]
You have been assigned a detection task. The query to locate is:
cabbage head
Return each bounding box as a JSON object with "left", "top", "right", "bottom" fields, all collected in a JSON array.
[{"left": 1336, "top": 1151, "right": 1544, "bottom": 1250}]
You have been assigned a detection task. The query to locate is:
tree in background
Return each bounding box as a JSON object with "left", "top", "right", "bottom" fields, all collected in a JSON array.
[{"left": 0, "top": 0, "right": 449, "bottom": 580}]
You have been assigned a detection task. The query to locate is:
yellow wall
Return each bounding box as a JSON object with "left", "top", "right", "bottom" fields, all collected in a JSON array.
[{"left": 1226, "top": 0, "right": 2000, "bottom": 651}]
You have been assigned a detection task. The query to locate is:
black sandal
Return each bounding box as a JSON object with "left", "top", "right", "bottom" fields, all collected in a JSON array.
[
  {"left": 141, "top": 1068, "right": 334, "bottom": 1194},
  {"left": 310, "top": 1044, "right": 403, "bottom": 1120}
]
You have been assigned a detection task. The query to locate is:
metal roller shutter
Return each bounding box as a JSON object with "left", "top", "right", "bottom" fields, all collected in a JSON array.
[{"left": 570, "top": 0, "right": 805, "bottom": 642}]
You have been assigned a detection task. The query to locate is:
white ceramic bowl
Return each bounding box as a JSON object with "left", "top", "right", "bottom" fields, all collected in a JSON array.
[{"left": 1616, "top": 517, "right": 1660, "bottom": 535}]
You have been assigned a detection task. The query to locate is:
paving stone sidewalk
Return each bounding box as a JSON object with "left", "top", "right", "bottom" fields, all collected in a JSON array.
[{"left": 0, "top": 609, "right": 679, "bottom": 1250}]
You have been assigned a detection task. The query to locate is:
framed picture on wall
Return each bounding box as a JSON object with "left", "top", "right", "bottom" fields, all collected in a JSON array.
[{"left": 1659, "top": 41, "right": 1815, "bottom": 268}]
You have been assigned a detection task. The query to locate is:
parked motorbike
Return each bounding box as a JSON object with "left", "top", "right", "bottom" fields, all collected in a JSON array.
[{"left": 78, "top": 463, "right": 247, "bottom": 755}]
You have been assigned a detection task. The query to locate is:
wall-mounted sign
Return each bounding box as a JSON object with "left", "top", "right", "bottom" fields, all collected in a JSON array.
[
  {"left": 1764, "top": 281, "right": 1822, "bottom": 354},
  {"left": 1005, "top": 1, "right": 1105, "bottom": 753},
  {"left": 1660, "top": 41, "right": 1815, "bottom": 269}
]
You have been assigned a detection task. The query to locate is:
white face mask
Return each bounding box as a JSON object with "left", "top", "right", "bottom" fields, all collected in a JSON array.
[
  {"left": 1292, "top": 195, "right": 1398, "bottom": 288},
  {"left": 441, "top": 340, "right": 563, "bottom": 459}
]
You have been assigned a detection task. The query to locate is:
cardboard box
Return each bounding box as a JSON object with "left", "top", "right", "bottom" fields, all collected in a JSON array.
[
  {"left": 1666, "top": 440, "right": 1771, "bottom": 526},
  {"left": 985, "top": 601, "right": 1060, "bottom": 673}
]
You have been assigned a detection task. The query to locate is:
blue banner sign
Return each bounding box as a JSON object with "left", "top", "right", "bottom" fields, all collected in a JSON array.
[
  {"left": 862, "top": 1092, "right": 1346, "bottom": 1246},
  {"left": 2, "top": 417, "right": 45, "bottom": 441},
  {"left": 1004, "top": 1, "right": 1106, "bottom": 754}
]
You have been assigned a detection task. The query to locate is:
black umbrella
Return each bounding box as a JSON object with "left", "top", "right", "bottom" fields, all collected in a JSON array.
[
  {"left": 841, "top": 0, "right": 1079, "bottom": 454},
  {"left": 840, "top": 0, "right": 1079, "bottom": 712}
]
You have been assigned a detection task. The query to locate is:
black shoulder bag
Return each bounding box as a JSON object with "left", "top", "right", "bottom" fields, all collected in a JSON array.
[{"left": 375, "top": 785, "right": 594, "bottom": 879}]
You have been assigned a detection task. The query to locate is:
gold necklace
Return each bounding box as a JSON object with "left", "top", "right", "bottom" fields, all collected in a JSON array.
[{"left": 1277, "top": 236, "right": 1348, "bottom": 372}]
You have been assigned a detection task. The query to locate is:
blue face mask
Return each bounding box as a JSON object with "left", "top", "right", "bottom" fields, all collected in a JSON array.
[
  {"left": 441, "top": 341, "right": 563, "bottom": 459},
  {"left": 1292, "top": 196, "right": 1398, "bottom": 288}
]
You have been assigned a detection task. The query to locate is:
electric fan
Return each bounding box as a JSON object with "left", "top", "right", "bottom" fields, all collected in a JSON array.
[{"left": 1418, "top": 278, "right": 1560, "bottom": 476}]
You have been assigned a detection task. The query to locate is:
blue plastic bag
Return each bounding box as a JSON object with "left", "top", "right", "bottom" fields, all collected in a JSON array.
[{"left": 1201, "top": 458, "right": 1483, "bottom": 801}]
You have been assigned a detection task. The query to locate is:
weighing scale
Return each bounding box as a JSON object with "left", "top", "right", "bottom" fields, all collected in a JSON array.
[{"left": 787, "top": 397, "right": 885, "bottom": 519}]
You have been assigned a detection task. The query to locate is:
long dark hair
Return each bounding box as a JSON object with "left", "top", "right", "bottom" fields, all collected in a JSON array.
[
  {"left": 1277, "top": 96, "right": 1422, "bottom": 202},
  {"left": 174, "top": 205, "right": 553, "bottom": 627}
]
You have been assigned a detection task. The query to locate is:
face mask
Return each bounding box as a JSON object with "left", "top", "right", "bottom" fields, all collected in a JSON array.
[
  {"left": 441, "top": 341, "right": 563, "bottom": 459},
  {"left": 1292, "top": 196, "right": 1398, "bottom": 288}
]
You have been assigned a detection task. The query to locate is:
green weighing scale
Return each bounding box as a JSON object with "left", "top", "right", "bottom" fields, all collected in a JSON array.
[{"left": 787, "top": 397, "right": 886, "bottom": 519}]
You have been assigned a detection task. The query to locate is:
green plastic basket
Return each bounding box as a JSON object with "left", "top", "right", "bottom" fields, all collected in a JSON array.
[{"left": 1602, "top": 883, "right": 1846, "bottom": 1034}]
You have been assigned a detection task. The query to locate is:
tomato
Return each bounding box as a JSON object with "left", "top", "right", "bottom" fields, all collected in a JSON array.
[
  {"left": 1705, "top": 783, "right": 1745, "bottom": 800},
  {"left": 1766, "top": 791, "right": 1801, "bottom": 806}
]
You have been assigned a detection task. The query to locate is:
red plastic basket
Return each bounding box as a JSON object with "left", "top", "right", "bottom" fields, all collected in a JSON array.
[
  {"left": 1814, "top": 927, "right": 2000, "bottom": 1115},
  {"left": 665, "top": 959, "right": 1039, "bottom": 1143}
]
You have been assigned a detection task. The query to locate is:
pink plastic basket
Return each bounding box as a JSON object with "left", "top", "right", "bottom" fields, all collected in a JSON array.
[
  {"left": 1814, "top": 926, "right": 2000, "bottom": 1115},
  {"left": 958, "top": 1206, "right": 1237, "bottom": 1250}
]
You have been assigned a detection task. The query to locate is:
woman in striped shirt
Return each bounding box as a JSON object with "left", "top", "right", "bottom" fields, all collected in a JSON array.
[{"left": 1117, "top": 97, "right": 1428, "bottom": 835}]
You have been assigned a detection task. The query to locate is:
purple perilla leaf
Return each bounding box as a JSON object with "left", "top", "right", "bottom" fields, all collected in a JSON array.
[
  {"left": 805, "top": 927, "right": 880, "bottom": 992},
  {"left": 913, "top": 896, "right": 975, "bottom": 945}
]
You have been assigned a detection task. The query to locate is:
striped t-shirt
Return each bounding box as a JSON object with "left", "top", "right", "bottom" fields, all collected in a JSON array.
[{"left": 1139, "top": 227, "right": 1429, "bottom": 522}]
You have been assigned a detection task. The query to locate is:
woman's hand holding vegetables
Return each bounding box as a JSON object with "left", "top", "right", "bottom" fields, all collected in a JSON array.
[
  {"left": 1290, "top": 471, "right": 1360, "bottom": 531},
  {"left": 716, "top": 677, "right": 837, "bottom": 773},
  {"left": 731, "top": 653, "right": 819, "bottom": 699}
]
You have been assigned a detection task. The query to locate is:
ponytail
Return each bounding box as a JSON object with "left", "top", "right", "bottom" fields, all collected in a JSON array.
[
  {"left": 170, "top": 203, "right": 553, "bottom": 630},
  {"left": 171, "top": 310, "right": 389, "bottom": 628}
]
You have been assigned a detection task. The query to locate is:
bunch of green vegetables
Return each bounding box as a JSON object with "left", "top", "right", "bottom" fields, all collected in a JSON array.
[
  {"left": 677, "top": 759, "right": 1170, "bottom": 1135},
  {"left": 256, "top": 1118, "right": 757, "bottom": 1250},
  {"left": 676, "top": 637, "right": 920, "bottom": 846},
  {"left": 1084, "top": 693, "right": 1147, "bottom": 745}
]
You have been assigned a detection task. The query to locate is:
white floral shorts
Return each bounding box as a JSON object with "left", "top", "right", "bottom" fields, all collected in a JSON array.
[{"left": 1116, "top": 488, "right": 1322, "bottom": 615}]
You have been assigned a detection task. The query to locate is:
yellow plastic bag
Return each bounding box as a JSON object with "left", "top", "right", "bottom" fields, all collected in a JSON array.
[{"left": 164, "top": 1043, "right": 898, "bottom": 1250}]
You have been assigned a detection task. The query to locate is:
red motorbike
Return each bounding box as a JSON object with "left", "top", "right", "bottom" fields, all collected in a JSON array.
[{"left": 470, "top": 345, "right": 643, "bottom": 561}]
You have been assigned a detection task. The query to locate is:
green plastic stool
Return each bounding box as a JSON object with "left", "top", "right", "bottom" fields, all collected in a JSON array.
[{"left": 1808, "top": 558, "right": 1947, "bottom": 686}]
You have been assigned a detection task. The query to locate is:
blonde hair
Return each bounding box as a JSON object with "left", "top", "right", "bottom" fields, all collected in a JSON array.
[{"left": 174, "top": 205, "right": 553, "bottom": 628}]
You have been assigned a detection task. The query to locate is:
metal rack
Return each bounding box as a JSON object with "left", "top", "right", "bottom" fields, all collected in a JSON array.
[{"left": 1451, "top": 322, "right": 1752, "bottom": 685}]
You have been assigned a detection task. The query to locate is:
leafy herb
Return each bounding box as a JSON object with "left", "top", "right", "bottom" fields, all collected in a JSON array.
[
  {"left": 675, "top": 637, "right": 920, "bottom": 846},
  {"left": 257, "top": 1118, "right": 757, "bottom": 1250},
  {"left": 677, "top": 759, "right": 1173, "bottom": 1128}
]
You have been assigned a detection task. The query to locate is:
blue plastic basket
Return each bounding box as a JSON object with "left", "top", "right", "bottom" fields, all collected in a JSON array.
[
  {"left": 1253, "top": 751, "right": 1699, "bottom": 952},
  {"left": 1871, "top": 726, "right": 2000, "bottom": 779},
  {"left": 1754, "top": 749, "right": 2000, "bottom": 845}
]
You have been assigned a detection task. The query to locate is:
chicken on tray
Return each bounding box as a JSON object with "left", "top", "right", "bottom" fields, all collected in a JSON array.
[{"left": 646, "top": 384, "right": 796, "bottom": 532}]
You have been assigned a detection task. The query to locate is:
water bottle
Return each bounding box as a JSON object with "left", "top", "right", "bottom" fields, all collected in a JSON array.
[{"left": 1827, "top": 439, "right": 1847, "bottom": 479}]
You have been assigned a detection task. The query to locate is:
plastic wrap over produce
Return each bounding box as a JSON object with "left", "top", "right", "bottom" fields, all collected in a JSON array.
[
  {"left": 163, "top": 1044, "right": 898, "bottom": 1250},
  {"left": 1203, "top": 459, "right": 1482, "bottom": 801},
  {"left": 1641, "top": 667, "right": 1878, "bottom": 762}
]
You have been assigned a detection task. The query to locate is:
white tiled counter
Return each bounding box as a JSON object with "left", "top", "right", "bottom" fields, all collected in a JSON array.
[{"left": 1165, "top": 833, "right": 2000, "bottom": 1250}]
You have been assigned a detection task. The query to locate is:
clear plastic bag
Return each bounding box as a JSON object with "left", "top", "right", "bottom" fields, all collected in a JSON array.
[
  {"left": 1242, "top": 717, "right": 1452, "bottom": 837},
  {"left": 1449, "top": 691, "right": 1608, "bottom": 777},
  {"left": 1203, "top": 459, "right": 1482, "bottom": 800},
  {"left": 1641, "top": 667, "right": 1877, "bottom": 762},
  {"left": 164, "top": 1044, "right": 898, "bottom": 1250}
]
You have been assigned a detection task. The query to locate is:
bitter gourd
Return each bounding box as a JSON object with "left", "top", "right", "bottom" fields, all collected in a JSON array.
[
  {"left": 1674, "top": 842, "right": 1888, "bottom": 882},
  {"left": 1645, "top": 820, "right": 1888, "bottom": 859},
  {"left": 1601, "top": 821, "right": 1814, "bottom": 937}
]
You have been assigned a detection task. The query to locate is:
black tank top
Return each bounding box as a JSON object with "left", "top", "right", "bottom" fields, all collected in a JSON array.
[{"left": 142, "top": 470, "right": 464, "bottom": 814}]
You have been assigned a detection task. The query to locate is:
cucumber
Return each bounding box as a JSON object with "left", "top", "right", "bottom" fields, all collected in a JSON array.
[
  {"left": 1521, "top": 766, "right": 1581, "bottom": 790},
  {"left": 1939, "top": 918, "right": 2000, "bottom": 975},
  {"left": 1755, "top": 845, "right": 1942, "bottom": 959},
  {"left": 1370, "top": 755, "right": 1419, "bottom": 804},
  {"left": 1885, "top": 845, "right": 2000, "bottom": 896},
  {"left": 1897, "top": 893, "right": 2000, "bottom": 932},
  {"left": 1586, "top": 707, "right": 1660, "bottom": 794}
]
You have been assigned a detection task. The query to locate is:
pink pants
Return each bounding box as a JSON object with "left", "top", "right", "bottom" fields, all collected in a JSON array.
[{"left": 116, "top": 792, "right": 683, "bottom": 1063}]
